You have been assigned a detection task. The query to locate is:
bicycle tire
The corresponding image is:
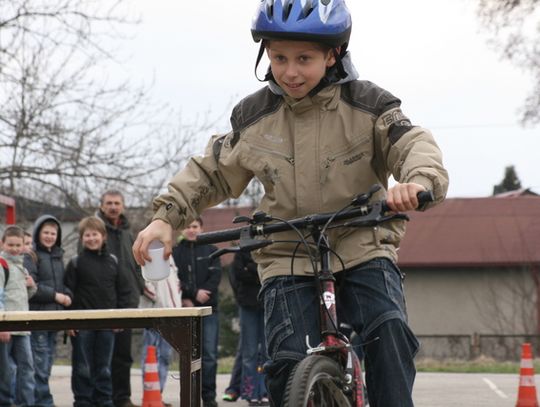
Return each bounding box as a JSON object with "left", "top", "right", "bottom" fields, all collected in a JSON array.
[{"left": 283, "top": 355, "right": 354, "bottom": 407}]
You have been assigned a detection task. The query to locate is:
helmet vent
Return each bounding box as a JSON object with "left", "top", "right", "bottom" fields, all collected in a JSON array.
[
  {"left": 283, "top": 2, "right": 293, "bottom": 21},
  {"left": 302, "top": 0, "right": 315, "bottom": 19},
  {"left": 266, "top": 1, "right": 274, "bottom": 18}
]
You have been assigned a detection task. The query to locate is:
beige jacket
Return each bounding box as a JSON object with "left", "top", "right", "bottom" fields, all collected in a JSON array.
[{"left": 153, "top": 81, "right": 449, "bottom": 281}]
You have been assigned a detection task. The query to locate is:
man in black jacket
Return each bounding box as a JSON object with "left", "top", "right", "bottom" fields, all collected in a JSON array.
[
  {"left": 97, "top": 190, "right": 144, "bottom": 407},
  {"left": 172, "top": 218, "right": 222, "bottom": 407}
]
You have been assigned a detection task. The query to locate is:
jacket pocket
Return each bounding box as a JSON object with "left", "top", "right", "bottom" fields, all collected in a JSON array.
[{"left": 320, "top": 137, "right": 370, "bottom": 184}]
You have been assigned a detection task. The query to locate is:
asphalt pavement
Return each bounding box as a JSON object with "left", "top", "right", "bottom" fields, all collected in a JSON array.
[{"left": 48, "top": 366, "right": 527, "bottom": 406}]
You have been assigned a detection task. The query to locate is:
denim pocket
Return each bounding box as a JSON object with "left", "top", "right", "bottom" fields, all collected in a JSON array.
[
  {"left": 263, "top": 286, "right": 294, "bottom": 359},
  {"left": 382, "top": 262, "right": 406, "bottom": 312}
]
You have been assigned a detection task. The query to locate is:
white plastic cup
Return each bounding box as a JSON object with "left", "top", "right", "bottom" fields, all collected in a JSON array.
[{"left": 141, "top": 240, "right": 170, "bottom": 281}]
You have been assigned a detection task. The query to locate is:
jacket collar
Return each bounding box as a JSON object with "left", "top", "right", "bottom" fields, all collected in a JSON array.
[{"left": 283, "top": 85, "right": 341, "bottom": 114}]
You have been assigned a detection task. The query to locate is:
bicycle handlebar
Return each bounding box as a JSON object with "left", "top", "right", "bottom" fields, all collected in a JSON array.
[{"left": 196, "top": 189, "right": 434, "bottom": 246}]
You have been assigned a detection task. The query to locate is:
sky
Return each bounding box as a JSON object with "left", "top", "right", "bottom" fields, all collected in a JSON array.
[{"left": 122, "top": 0, "right": 538, "bottom": 198}]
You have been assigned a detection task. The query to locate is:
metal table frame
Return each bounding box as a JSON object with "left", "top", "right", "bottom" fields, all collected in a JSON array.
[{"left": 0, "top": 307, "right": 211, "bottom": 407}]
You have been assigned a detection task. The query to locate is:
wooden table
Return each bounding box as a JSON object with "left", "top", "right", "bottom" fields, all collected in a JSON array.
[{"left": 0, "top": 307, "right": 212, "bottom": 407}]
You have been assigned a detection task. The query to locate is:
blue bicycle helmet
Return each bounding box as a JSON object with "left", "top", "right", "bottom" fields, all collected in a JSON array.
[{"left": 251, "top": 0, "right": 352, "bottom": 50}]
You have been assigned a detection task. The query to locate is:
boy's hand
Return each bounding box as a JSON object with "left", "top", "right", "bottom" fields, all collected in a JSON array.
[
  {"left": 386, "top": 183, "right": 427, "bottom": 212},
  {"left": 132, "top": 219, "right": 173, "bottom": 266},
  {"left": 55, "top": 293, "right": 72, "bottom": 307},
  {"left": 195, "top": 289, "right": 211, "bottom": 304},
  {"left": 67, "top": 329, "right": 77, "bottom": 337},
  {"left": 0, "top": 332, "right": 10, "bottom": 343},
  {"left": 26, "top": 274, "right": 36, "bottom": 288},
  {"left": 182, "top": 298, "right": 194, "bottom": 307}
]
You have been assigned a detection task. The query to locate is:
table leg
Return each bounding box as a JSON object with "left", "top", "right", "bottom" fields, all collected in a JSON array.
[{"left": 157, "top": 317, "right": 203, "bottom": 407}]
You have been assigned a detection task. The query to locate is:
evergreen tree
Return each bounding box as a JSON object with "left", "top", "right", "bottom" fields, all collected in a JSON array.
[{"left": 493, "top": 165, "right": 522, "bottom": 195}]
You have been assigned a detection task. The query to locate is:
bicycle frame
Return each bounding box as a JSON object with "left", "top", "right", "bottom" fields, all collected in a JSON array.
[
  {"left": 196, "top": 186, "right": 434, "bottom": 406},
  {"left": 309, "top": 227, "right": 366, "bottom": 406}
]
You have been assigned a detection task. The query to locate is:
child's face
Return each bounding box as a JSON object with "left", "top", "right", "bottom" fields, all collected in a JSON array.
[
  {"left": 266, "top": 40, "right": 336, "bottom": 100},
  {"left": 39, "top": 224, "right": 58, "bottom": 249},
  {"left": 23, "top": 235, "right": 32, "bottom": 253},
  {"left": 182, "top": 221, "right": 203, "bottom": 241},
  {"left": 3, "top": 236, "right": 24, "bottom": 256},
  {"left": 82, "top": 228, "right": 105, "bottom": 251}
]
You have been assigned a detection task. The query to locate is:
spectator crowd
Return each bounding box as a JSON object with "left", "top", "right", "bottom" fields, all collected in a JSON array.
[{"left": 0, "top": 190, "right": 264, "bottom": 407}]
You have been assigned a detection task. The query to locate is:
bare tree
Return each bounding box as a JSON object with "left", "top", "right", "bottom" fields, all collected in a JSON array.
[
  {"left": 0, "top": 0, "right": 205, "bottom": 210},
  {"left": 476, "top": 0, "right": 540, "bottom": 124}
]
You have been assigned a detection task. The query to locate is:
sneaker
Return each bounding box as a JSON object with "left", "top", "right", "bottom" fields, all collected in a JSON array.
[
  {"left": 259, "top": 396, "right": 270, "bottom": 406},
  {"left": 222, "top": 390, "right": 240, "bottom": 402}
]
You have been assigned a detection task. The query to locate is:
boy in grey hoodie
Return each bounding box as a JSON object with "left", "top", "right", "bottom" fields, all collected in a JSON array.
[{"left": 0, "top": 225, "right": 37, "bottom": 407}]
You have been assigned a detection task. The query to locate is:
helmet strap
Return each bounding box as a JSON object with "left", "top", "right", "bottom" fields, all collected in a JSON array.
[
  {"left": 254, "top": 42, "right": 273, "bottom": 82},
  {"left": 332, "top": 48, "right": 348, "bottom": 80}
]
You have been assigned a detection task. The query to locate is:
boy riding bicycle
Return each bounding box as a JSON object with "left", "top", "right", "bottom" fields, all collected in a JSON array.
[{"left": 133, "top": 1, "right": 449, "bottom": 406}]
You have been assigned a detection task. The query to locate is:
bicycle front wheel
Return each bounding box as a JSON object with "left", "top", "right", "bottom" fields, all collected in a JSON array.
[{"left": 283, "top": 355, "right": 354, "bottom": 407}]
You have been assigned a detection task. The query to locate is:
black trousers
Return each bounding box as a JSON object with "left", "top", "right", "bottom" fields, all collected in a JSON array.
[{"left": 112, "top": 329, "right": 133, "bottom": 405}]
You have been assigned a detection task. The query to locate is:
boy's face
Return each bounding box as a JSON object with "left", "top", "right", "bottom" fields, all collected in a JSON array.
[
  {"left": 23, "top": 235, "right": 32, "bottom": 253},
  {"left": 39, "top": 224, "right": 58, "bottom": 249},
  {"left": 3, "top": 236, "right": 24, "bottom": 256},
  {"left": 82, "top": 228, "right": 105, "bottom": 251},
  {"left": 266, "top": 40, "right": 336, "bottom": 100},
  {"left": 182, "top": 221, "right": 203, "bottom": 241}
]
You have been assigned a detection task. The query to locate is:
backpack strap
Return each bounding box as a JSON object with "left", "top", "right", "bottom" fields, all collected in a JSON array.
[{"left": 0, "top": 257, "right": 9, "bottom": 287}]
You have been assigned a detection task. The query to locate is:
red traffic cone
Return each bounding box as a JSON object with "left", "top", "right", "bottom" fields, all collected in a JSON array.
[
  {"left": 516, "top": 343, "right": 539, "bottom": 407},
  {"left": 142, "top": 345, "right": 163, "bottom": 407}
]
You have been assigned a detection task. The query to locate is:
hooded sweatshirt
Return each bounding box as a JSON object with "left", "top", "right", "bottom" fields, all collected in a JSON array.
[{"left": 29, "top": 214, "right": 72, "bottom": 311}]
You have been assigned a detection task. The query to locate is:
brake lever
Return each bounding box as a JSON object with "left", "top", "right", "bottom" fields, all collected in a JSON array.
[
  {"left": 198, "top": 246, "right": 241, "bottom": 261},
  {"left": 199, "top": 227, "right": 274, "bottom": 261},
  {"left": 344, "top": 201, "right": 409, "bottom": 228}
]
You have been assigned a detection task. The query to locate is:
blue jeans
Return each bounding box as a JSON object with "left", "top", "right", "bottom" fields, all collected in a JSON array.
[
  {"left": 71, "top": 330, "right": 115, "bottom": 407},
  {"left": 262, "top": 258, "right": 419, "bottom": 407},
  {"left": 239, "top": 306, "right": 267, "bottom": 401},
  {"left": 0, "top": 335, "right": 36, "bottom": 406},
  {"left": 202, "top": 311, "right": 219, "bottom": 402},
  {"left": 224, "top": 338, "right": 242, "bottom": 395},
  {"left": 31, "top": 330, "right": 57, "bottom": 407},
  {"left": 141, "top": 329, "right": 173, "bottom": 392}
]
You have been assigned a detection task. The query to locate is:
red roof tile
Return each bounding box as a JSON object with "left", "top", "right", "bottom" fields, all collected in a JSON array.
[{"left": 398, "top": 196, "right": 540, "bottom": 267}]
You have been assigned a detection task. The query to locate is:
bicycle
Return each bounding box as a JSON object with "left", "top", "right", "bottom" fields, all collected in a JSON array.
[{"left": 196, "top": 184, "right": 433, "bottom": 407}]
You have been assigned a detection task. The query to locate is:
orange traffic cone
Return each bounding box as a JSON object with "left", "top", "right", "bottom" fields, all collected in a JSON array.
[
  {"left": 516, "top": 343, "right": 539, "bottom": 407},
  {"left": 142, "top": 345, "right": 163, "bottom": 407}
]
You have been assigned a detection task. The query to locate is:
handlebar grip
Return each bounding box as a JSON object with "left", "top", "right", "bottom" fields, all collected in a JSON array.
[
  {"left": 381, "top": 190, "right": 434, "bottom": 212},
  {"left": 196, "top": 227, "right": 243, "bottom": 245},
  {"left": 417, "top": 190, "right": 435, "bottom": 206}
]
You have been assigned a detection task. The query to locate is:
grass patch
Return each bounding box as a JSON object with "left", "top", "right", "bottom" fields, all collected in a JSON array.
[
  {"left": 416, "top": 356, "right": 539, "bottom": 374},
  {"left": 218, "top": 356, "right": 236, "bottom": 374}
]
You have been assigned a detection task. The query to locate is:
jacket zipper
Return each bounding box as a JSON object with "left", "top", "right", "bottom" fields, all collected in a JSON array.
[
  {"left": 250, "top": 145, "right": 295, "bottom": 166},
  {"left": 323, "top": 138, "right": 369, "bottom": 169}
]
